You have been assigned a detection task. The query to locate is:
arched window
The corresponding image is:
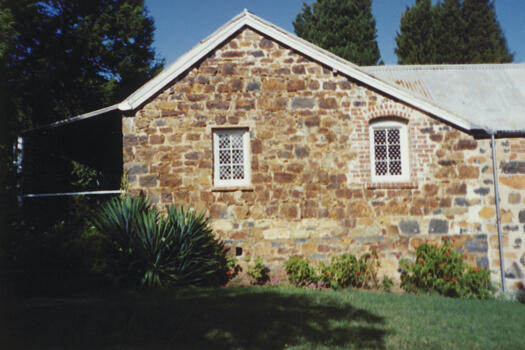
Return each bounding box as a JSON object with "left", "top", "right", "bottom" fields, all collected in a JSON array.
[{"left": 369, "top": 119, "right": 409, "bottom": 182}]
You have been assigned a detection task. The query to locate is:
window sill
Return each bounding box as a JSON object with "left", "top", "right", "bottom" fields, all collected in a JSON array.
[
  {"left": 212, "top": 186, "right": 254, "bottom": 192},
  {"left": 365, "top": 181, "right": 417, "bottom": 190}
]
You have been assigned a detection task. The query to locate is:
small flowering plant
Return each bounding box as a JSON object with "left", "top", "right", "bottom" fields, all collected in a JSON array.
[
  {"left": 246, "top": 256, "right": 270, "bottom": 285},
  {"left": 400, "top": 241, "right": 494, "bottom": 299},
  {"left": 284, "top": 255, "right": 318, "bottom": 287},
  {"left": 286, "top": 246, "right": 382, "bottom": 290}
]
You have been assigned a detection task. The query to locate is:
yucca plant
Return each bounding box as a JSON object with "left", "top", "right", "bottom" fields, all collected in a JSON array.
[{"left": 90, "top": 195, "right": 229, "bottom": 288}]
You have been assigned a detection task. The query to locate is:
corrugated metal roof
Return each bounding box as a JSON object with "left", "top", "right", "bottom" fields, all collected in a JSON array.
[{"left": 362, "top": 64, "right": 525, "bottom": 132}]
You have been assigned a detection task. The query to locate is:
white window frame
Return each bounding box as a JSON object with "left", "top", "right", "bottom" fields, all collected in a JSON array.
[
  {"left": 213, "top": 128, "right": 251, "bottom": 187},
  {"left": 369, "top": 119, "right": 410, "bottom": 183}
]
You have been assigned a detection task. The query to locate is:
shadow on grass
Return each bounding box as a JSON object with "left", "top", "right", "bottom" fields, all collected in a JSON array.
[{"left": 2, "top": 287, "right": 387, "bottom": 349}]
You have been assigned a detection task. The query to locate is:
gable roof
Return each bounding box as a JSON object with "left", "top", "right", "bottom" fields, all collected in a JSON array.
[
  {"left": 117, "top": 9, "right": 478, "bottom": 132},
  {"left": 27, "top": 10, "right": 524, "bottom": 135},
  {"left": 362, "top": 64, "right": 525, "bottom": 133}
]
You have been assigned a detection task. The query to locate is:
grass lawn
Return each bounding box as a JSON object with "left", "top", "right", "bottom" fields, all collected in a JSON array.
[{"left": 1, "top": 287, "right": 524, "bottom": 349}]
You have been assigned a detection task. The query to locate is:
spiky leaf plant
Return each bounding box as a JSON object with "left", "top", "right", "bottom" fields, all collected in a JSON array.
[{"left": 91, "top": 195, "right": 229, "bottom": 288}]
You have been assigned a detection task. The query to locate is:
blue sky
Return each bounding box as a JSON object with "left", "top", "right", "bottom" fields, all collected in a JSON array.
[{"left": 145, "top": 0, "right": 525, "bottom": 65}]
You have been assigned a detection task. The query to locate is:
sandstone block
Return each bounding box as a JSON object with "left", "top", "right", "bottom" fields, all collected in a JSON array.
[
  {"left": 454, "top": 139, "right": 477, "bottom": 150},
  {"left": 262, "top": 80, "right": 285, "bottom": 92},
  {"left": 500, "top": 175, "right": 525, "bottom": 189},
  {"left": 319, "top": 98, "right": 337, "bottom": 109},
  {"left": 287, "top": 80, "right": 306, "bottom": 92},
  {"left": 458, "top": 166, "right": 479, "bottom": 179},
  {"left": 347, "top": 200, "right": 372, "bottom": 218},
  {"left": 509, "top": 192, "right": 521, "bottom": 204},
  {"left": 479, "top": 206, "right": 496, "bottom": 219},
  {"left": 274, "top": 172, "right": 296, "bottom": 184}
]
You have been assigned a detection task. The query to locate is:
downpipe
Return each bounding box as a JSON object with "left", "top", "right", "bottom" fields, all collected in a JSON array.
[{"left": 490, "top": 131, "right": 506, "bottom": 292}]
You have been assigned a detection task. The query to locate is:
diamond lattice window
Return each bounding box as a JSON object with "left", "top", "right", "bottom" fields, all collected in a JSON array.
[
  {"left": 213, "top": 129, "right": 250, "bottom": 187},
  {"left": 369, "top": 120, "right": 409, "bottom": 182}
]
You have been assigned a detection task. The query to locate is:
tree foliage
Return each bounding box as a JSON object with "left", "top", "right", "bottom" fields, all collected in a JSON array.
[
  {"left": 5, "top": 0, "right": 163, "bottom": 130},
  {"left": 395, "top": 0, "right": 513, "bottom": 64},
  {"left": 293, "top": 0, "right": 381, "bottom": 65}
]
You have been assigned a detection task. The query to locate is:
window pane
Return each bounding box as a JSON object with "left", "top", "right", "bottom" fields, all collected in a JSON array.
[
  {"left": 389, "top": 144, "right": 401, "bottom": 160},
  {"left": 374, "top": 129, "right": 386, "bottom": 144},
  {"left": 390, "top": 161, "right": 402, "bottom": 175},
  {"left": 219, "top": 134, "right": 230, "bottom": 149},
  {"left": 219, "top": 150, "right": 230, "bottom": 165},
  {"left": 231, "top": 134, "right": 243, "bottom": 148},
  {"left": 232, "top": 149, "right": 243, "bottom": 164},
  {"left": 232, "top": 165, "right": 244, "bottom": 180},
  {"left": 375, "top": 145, "right": 387, "bottom": 160},
  {"left": 376, "top": 161, "right": 387, "bottom": 175},
  {"left": 387, "top": 129, "right": 400, "bottom": 144},
  {"left": 219, "top": 165, "right": 231, "bottom": 180}
]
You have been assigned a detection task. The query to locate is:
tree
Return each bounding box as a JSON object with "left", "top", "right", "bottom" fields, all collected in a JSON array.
[
  {"left": 0, "top": 1, "right": 164, "bottom": 294},
  {"left": 395, "top": 0, "right": 513, "bottom": 64},
  {"left": 0, "top": 0, "right": 17, "bottom": 262},
  {"left": 6, "top": 0, "right": 163, "bottom": 129},
  {"left": 434, "top": 0, "right": 466, "bottom": 63},
  {"left": 293, "top": 0, "right": 381, "bottom": 65},
  {"left": 395, "top": 0, "right": 437, "bottom": 64},
  {"left": 461, "top": 0, "right": 513, "bottom": 63}
]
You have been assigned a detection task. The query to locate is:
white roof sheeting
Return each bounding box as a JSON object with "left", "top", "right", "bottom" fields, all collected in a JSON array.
[{"left": 362, "top": 64, "right": 525, "bottom": 133}]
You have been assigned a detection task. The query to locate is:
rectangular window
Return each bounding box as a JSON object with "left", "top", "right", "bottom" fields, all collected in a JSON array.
[
  {"left": 370, "top": 120, "right": 409, "bottom": 182},
  {"left": 213, "top": 128, "right": 250, "bottom": 187}
]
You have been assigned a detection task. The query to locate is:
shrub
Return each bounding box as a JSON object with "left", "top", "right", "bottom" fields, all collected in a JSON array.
[
  {"left": 285, "top": 250, "right": 382, "bottom": 290},
  {"left": 400, "top": 241, "right": 494, "bottom": 299},
  {"left": 284, "top": 255, "right": 318, "bottom": 287},
  {"left": 91, "top": 195, "right": 231, "bottom": 289},
  {"left": 381, "top": 276, "right": 394, "bottom": 293},
  {"left": 246, "top": 256, "right": 270, "bottom": 285},
  {"left": 226, "top": 256, "right": 242, "bottom": 280}
]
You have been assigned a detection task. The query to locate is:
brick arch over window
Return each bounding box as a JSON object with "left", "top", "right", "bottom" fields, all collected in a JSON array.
[
  {"left": 351, "top": 102, "right": 419, "bottom": 188},
  {"left": 365, "top": 103, "right": 414, "bottom": 123}
]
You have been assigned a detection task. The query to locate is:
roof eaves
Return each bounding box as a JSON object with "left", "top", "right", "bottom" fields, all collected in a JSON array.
[{"left": 22, "top": 103, "right": 120, "bottom": 134}]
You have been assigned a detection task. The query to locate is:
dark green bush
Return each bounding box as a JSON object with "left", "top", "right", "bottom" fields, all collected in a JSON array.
[
  {"left": 91, "top": 195, "right": 231, "bottom": 289},
  {"left": 400, "top": 241, "right": 494, "bottom": 299},
  {"left": 246, "top": 256, "right": 270, "bottom": 285},
  {"left": 3, "top": 195, "right": 115, "bottom": 296}
]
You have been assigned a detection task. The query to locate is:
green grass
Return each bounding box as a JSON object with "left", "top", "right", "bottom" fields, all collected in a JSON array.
[{"left": 1, "top": 287, "right": 524, "bottom": 349}]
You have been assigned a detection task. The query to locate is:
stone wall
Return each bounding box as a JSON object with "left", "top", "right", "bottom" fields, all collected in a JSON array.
[{"left": 122, "top": 28, "right": 525, "bottom": 289}]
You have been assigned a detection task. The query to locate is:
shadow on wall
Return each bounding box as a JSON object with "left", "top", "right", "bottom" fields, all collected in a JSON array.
[{"left": 4, "top": 288, "right": 387, "bottom": 349}]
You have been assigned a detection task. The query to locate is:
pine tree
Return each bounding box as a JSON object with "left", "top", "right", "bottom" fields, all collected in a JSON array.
[
  {"left": 461, "top": 0, "right": 513, "bottom": 63},
  {"left": 293, "top": 0, "right": 381, "bottom": 65},
  {"left": 395, "top": 0, "right": 513, "bottom": 64},
  {"left": 434, "top": 0, "right": 466, "bottom": 63},
  {"left": 394, "top": 0, "right": 437, "bottom": 64}
]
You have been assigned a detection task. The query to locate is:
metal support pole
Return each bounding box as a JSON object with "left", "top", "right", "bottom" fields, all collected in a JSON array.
[
  {"left": 13, "top": 136, "right": 24, "bottom": 207},
  {"left": 490, "top": 132, "right": 506, "bottom": 292}
]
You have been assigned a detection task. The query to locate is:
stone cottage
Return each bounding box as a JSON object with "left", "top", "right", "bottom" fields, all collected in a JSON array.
[{"left": 111, "top": 11, "right": 524, "bottom": 288}]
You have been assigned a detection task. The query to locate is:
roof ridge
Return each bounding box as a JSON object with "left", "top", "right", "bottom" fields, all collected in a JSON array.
[{"left": 363, "top": 63, "right": 525, "bottom": 71}]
